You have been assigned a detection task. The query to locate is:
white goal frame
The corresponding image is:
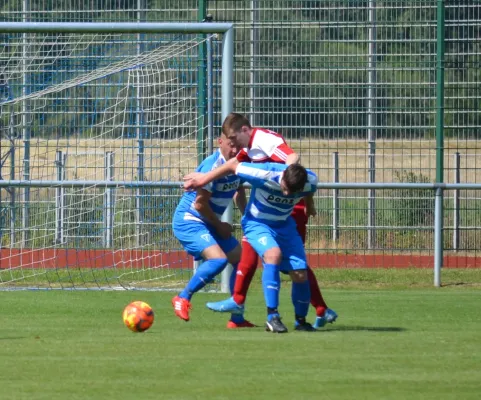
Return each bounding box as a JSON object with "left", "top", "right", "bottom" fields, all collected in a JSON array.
[{"left": 0, "top": 22, "right": 235, "bottom": 292}]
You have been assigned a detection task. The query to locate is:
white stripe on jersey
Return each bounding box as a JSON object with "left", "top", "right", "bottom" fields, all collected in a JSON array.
[
  {"left": 210, "top": 197, "right": 232, "bottom": 208},
  {"left": 254, "top": 189, "right": 293, "bottom": 213},
  {"left": 236, "top": 163, "right": 281, "bottom": 182},
  {"left": 183, "top": 212, "right": 203, "bottom": 222},
  {"left": 202, "top": 151, "right": 226, "bottom": 192},
  {"left": 249, "top": 203, "right": 290, "bottom": 221},
  {"left": 273, "top": 148, "right": 288, "bottom": 161}
]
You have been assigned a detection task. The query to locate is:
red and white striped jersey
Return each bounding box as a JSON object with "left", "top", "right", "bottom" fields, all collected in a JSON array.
[{"left": 236, "top": 128, "right": 294, "bottom": 163}]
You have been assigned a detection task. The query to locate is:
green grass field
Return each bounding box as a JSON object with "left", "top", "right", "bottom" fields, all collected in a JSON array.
[{"left": 0, "top": 271, "right": 480, "bottom": 400}]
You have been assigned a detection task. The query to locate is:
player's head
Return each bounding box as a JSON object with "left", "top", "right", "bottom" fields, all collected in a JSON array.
[
  {"left": 222, "top": 112, "right": 252, "bottom": 148},
  {"left": 280, "top": 164, "right": 308, "bottom": 195},
  {"left": 218, "top": 132, "right": 238, "bottom": 160}
]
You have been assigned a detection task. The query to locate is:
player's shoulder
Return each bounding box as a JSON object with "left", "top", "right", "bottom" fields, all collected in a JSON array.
[
  {"left": 251, "top": 127, "right": 285, "bottom": 141},
  {"left": 306, "top": 169, "right": 318, "bottom": 185},
  {"left": 240, "top": 161, "right": 285, "bottom": 172},
  {"left": 197, "top": 150, "right": 224, "bottom": 172}
]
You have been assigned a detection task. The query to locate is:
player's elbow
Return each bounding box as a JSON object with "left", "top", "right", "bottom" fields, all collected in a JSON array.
[
  {"left": 193, "top": 200, "right": 207, "bottom": 213},
  {"left": 286, "top": 153, "right": 301, "bottom": 165}
]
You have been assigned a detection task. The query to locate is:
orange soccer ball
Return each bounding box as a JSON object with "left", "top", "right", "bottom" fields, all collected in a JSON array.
[{"left": 122, "top": 301, "right": 154, "bottom": 332}]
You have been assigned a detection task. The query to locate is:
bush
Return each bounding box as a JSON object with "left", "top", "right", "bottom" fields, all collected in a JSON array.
[{"left": 391, "top": 170, "right": 434, "bottom": 227}]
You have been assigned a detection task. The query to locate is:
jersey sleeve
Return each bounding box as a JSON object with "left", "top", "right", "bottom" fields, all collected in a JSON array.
[
  {"left": 195, "top": 158, "right": 215, "bottom": 192},
  {"left": 235, "top": 162, "right": 279, "bottom": 188},
  {"left": 253, "top": 130, "right": 295, "bottom": 162},
  {"left": 235, "top": 148, "right": 251, "bottom": 162},
  {"left": 269, "top": 142, "right": 294, "bottom": 163}
]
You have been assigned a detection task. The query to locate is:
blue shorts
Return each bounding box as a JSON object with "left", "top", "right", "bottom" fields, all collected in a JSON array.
[
  {"left": 173, "top": 215, "right": 239, "bottom": 261},
  {"left": 241, "top": 216, "right": 307, "bottom": 273}
]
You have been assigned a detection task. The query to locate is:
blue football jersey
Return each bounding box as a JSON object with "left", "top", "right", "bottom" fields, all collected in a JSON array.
[
  {"left": 174, "top": 150, "right": 241, "bottom": 225},
  {"left": 236, "top": 162, "right": 317, "bottom": 226}
]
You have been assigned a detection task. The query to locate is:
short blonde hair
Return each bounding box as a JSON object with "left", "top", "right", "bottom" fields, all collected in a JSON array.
[{"left": 222, "top": 112, "right": 252, "bottom": 135}]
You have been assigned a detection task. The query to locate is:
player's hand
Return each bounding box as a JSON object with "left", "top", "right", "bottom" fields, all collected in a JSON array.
[
  {"left": 183, "top": 172, "right": 206, "bottom": 191},
  {"left": 216, "top": 222, "right": 233, "bottom": 239}
]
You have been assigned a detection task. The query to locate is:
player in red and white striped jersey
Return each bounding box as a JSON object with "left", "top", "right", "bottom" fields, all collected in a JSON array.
[{"left": 184, "top": 113, "right": 337, "bottom": 329}]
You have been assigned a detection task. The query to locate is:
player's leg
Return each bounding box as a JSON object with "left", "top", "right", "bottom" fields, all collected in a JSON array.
[
  {"left": 244, "top": 221, "right": 288, "bottom": 333},
  {"left": 205, "top": 236, "right": 259, "bottom": 324},
  {"left": 222, "top": 240, "right": 256, "bottom": 329},
  {"left": 232, "top": 237, "right": 259, "bottom": 305},
  {"left": 292, "top": 203, "right": 337, "bottom": 327},
  {"left": 278, "top": 218, "right": 316, "bottom": 331},
  {"left": 172, "top": 222, "right": 228, "bottom": 321}
]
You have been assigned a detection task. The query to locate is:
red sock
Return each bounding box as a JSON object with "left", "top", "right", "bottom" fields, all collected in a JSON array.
[
  {"left": 307, "top": 266, "right": 328, "bottom": 317},
  {"left": 233, "top": 239, "right": 259, "bottom": 305}
]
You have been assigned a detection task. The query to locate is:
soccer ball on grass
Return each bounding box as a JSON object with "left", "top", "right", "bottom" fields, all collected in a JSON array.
[{"left": 122, "top": 301, "right": 154, "bottom": 332}]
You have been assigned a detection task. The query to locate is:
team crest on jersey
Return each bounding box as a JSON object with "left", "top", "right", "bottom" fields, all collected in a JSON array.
[
  {"left": 201, "top": 234, "right": 212, "bottom": 242},
  {"left": 258, "top": 236, "right": 268, "bottom": 246}
]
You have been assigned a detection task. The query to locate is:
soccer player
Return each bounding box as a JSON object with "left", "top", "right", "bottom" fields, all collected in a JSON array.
[
  {"left": 183, "top": 113, "right": 337, "bottom": 328},
  {"left": 199, "top": 161, "right": 318, "bottom": 332},
  {"left": 171, "top": 132, "right": 254, "bottom": 328}
]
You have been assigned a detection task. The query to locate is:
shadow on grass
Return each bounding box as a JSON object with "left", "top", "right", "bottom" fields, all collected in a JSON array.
[
  {"left": 0, "top": 336, "right": 29, "bottom": 340},
  {"left": 324, "top": 326, "right": 406, "bottom": 332}
]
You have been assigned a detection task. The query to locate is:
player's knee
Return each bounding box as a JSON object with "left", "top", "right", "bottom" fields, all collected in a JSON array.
[
  {"left": 289, "top": 269, "right": 308, "bottom": 283},
  {"left": 202, "top": 244, "right": 227, "bottom": 260},
  {"left": 263, "top": 247, "right": 282, "bottom": 265},
  {"left": 203, "top": 257, "right": 229, "bottom": 279}
]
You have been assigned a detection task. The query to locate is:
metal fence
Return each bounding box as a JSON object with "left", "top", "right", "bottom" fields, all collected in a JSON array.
[{"left": 0, "top": 1, "right": 480, "bottom": 280}]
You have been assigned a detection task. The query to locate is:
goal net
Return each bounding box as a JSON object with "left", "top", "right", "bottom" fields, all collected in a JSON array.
[{"left": 0, "top": 25, "right": 230, "bottom": 290}]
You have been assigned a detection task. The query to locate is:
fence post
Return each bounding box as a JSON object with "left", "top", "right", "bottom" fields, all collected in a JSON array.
[
  {"left": 367, "top": 0, "right": 377, "bottom": 250},
  {"left": 453, "top": 152, "right": 460, "bottom": 251},
  {"left": 332, "top": 152, "right": 339, "bottom": 242},
  {"left": 21, "top": 0, "right": 30, "bottom": 247},
  {"left": 55, "top": 151, "right": 66, "bottom": 244},
  {"left": 135, "top": 0, "right": 145, "bottom": 249},
  {"left": 434, "top": 187, "right": 444, "bottom": 287},
  {"left": 220, "top": 202, "right": 234, "bottom": 293},
  {"left": 103, "top": 152, "right": 114, "bottom": 248},
  {"left": 250, "top": 0, "right": 260, "bottom": 124},
  {"left": 9, "top": 140, "right": 15, "bottom": 246},
  {"left": 206, "top": 20, "right": 214, "bottom": 155}
]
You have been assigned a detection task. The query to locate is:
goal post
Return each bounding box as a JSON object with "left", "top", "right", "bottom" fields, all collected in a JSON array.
[{"left": 0, "top": 22, "right": 234, "bottom": 291}]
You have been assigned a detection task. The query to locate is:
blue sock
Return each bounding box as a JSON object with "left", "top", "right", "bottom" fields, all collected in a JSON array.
[
  {"left": 230, "top": 314, "right": 245, "bottom": 323},
  {"left": 292, "top": 279, "right": 310, "bottom": 319},
  {"left": 229, "top": 264, "right": 243, "bottom": 322},
  {"left": 267, "top": 313, "right": 280, "bottom": 322},
  {"left": 229, "top": 263, "right": 238, "bottom": 294},
  {"left": 262, "top": 263, "right": 280, "bottom": 312},
  {"left": 179, "top": 258, "right": 228, "bottom": 300}
]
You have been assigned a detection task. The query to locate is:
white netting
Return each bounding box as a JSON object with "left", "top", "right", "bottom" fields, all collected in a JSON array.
[{"left": 0, "top": 32, "right": 217, "bottom": 290}]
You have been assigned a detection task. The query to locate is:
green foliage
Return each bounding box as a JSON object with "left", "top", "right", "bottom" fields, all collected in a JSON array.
[
  {"left": 391, "top": 170, "right": 434, "bottom": 228},
  {"left": 1, "top": 1, "right": 479, "bottom": 138}
]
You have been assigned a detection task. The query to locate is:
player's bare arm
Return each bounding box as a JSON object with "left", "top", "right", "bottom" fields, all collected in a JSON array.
[
  {"left": 193, "top": 188, "right": 232, "bottom": 239},
  {"left": 184, "top": 158, "right": 239, "bottom": 191},
  {"left": 285, "top": 152, "right": 300, "bottom": 165},
  {"left": 233, "top": 186, "right": 247, "bottom": 215},
  {"left": 305, "top": 193, "right": 317, "bottom": 217}
]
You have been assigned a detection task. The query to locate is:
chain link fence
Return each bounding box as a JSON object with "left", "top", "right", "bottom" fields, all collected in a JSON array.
[{"left": 0, "top": 1, "right": 480, "bottom": 275}]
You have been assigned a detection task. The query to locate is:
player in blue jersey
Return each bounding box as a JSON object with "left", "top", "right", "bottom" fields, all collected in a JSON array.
[
  {"left": 171, "top": 133, "right": 254, "bottom": 328},
  {"left": 203, "top": 161, "right": 319, "bottom": 333}
]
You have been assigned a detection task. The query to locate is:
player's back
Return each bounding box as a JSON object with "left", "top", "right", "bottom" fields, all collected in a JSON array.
[
  {"left": 236, "top": 162, "right": 317, "bottom": 227},
  {"left": 174, "top": 150, "right": 240, "bottom": 224}
]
